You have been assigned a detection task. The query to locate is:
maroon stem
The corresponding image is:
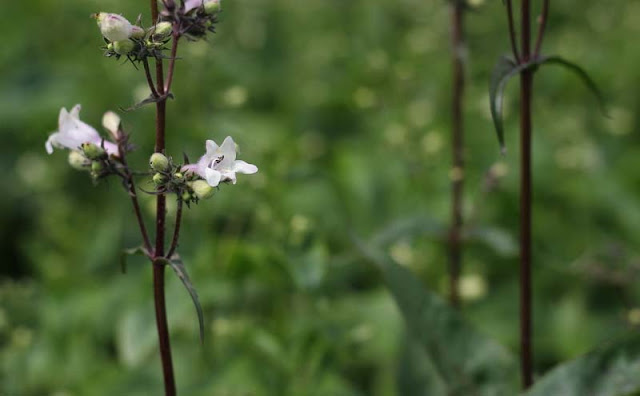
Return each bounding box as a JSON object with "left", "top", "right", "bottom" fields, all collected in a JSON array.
[
  {"left": 519, "top": 0, "right": 534, "bottom": 389},
  {"left": 533, "top": 0, "right": 550, "bottom": 59},
  {"left": 119, "top": 151, "right": 152, "bottom": 253},
  {"left": 143, "top": 58, "right": 160, "bottom": 98},
  {"left": 150, "top": 1, "right": 176, "bottom": 395},
  {"left": 448, "top": 0, "right": 465, "bottom": 308},
  {"left": 164, "top": 32, "right": 180, "bottom": 94},
  {"left": 506, "top": 0, "right": 521, "bottom": 63},
  {"left": 167, "top": 198, "right": 183, "bottom": 259}
]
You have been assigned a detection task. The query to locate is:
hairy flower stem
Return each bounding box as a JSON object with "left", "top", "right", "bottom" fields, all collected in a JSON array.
[
  {"left": 448, "top": 0, "right": 465, "bottom": 308},
  {"left": 519, "top": 0, "right": 533, "bottom": 389},
  {"left": 150, "top": 1, "right": 176, "bottom": 395}
]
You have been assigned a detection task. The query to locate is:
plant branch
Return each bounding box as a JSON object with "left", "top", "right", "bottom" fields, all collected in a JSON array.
[
  {"left": 118, "top": 150, "right": 152, "bottom": 253},
  {"left": 505, "top": 0, "right": 521, "bottom": 63},
  {"left": 167, "top": 197, "right": 183, "bottom": 259},
  {"left": 533, "top": 0, "right": 550, "bottom": 59},
  {"left": 143, "top": 58, "right": 160, "bottom": 98},
  {"left": 164, "top": 31, "right": 181, "bottom": 94}
]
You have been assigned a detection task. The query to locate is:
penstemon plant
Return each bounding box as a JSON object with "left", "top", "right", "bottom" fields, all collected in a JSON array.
[{"left": 44, "top": 1, "right": 258, "bottom": 394}]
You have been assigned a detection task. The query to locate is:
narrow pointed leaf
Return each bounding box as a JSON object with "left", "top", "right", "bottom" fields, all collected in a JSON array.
[
  {"left": 524, "top": 333, "right": 640, "bottom": 396},
  {"left": 354, "top": 238, "right": 519, "bottom": 395},
  {"left": 120, "top": 245, "right": 149, "bottom": 274},
  {"left": 538, "top": 55, "right": 608, "bottom": 116},
  {"left": 159, "top": 256, "right": 205, "bottom": 344}
]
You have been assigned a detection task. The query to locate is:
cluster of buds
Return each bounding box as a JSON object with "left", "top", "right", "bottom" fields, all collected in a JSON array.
[
  {"left": 160, "top": 0, "right": 221, "bottom": 40},
  {"left": 92, "top": 13, "right": 174, "bottom": 62}
]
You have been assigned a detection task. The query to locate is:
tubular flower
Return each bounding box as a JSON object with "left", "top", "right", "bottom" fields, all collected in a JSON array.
[
  {"left": 94, "top": 13, "right": 134, "bottom": 42},
  {"left": 184, "top": 0, "right": 221, "bottom": 14},
  {"left": 45, "top": 105, "right": 119, "bottom": 157},
  {"left": 182, "top": 136, "right": 257, "bottom": 187}
]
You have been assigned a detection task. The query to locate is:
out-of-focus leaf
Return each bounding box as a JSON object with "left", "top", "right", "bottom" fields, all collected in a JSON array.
[
  {"left": 355, "top": 239, "right": 519, "bottom": 395},
  {"left": 397, "top": 337, "right": 447, "bottom": 396},
  {"left": 466, "top": 226, "right": 518, "bottom": 257},
  {"left": 120, "top": 245, "right": 149, "bottom": 274},
  {"left": 158, "top": 256, "right": 205, "bottom": 344},
  {"left": 524, "top": 333, "right": 640, "bottom": 396},
  {"left": 490, "top": 56, "right": 524, "bottom": 153},
  {"left": 370, "top": 216, "right": 446, "bottom": 247},
  {"left": 539, "top": 55, "right": 608, "bottom": 116}
]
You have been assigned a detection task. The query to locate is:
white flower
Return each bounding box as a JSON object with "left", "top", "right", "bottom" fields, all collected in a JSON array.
[
  {"left": 184, "top": 0, "right": 221, "bottom": 14},
  {"left": 182, "top": 136, "right": 258, "bottom": 187},
  {"left": 45, "top": 105, "right": 119, "bottom": 156},
  {"left": 95, "top": 13, "right": 134, "bottom": 42}
]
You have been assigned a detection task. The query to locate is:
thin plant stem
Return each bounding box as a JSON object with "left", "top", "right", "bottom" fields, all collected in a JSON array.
[
  {"left": 119, "top": 150, "right": 152, "bottom": 253},
  {"left": 143, "top": 58, "right": 160, "bottom": 98},
  {"left": 533, "top": 0, "right": 550, "bottom": 59},
  {"left": 506, "top": 0, "right": 521, "bottom": 63},
  {"left": 164, "top": 31, "right": 180, "bottom": 94},
  {"left": 150, "top": 1, "right": 176, "bottom": 395},
  {"left": 167, "top": 198, "right": 183, "bottom": 259},
  {"left": 448, "top": 0, "right": 466, "bottom": 308},
  {"left": 519, "top": 0, "right": 534, "bottom": 389}
]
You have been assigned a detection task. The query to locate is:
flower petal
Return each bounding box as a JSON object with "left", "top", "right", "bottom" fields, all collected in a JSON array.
[
  {"left": 102, "top": 111, "right": 120, "bottom": 138},
  {"left": 218, "top": 136, "right": 237, "bottom": 165},
  {"left": 69, "top": 104, "right": 82, "bottom": 119},
  {"left": 204, "top": 168, "right": 222, "bottom": 187},
  {"left": 233, "top": 160, "right": 258, "bottom": 175},
  {"left": 205, "top": 139, "right": 219, "bottom": 155}
]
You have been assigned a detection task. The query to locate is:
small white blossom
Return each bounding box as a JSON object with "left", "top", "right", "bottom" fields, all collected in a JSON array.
[
  {"left": 45, "top": 105, "right": 119, "bottom": 156},
  {"left": 95, "top": 13, "right": 134, "bottom": 42},
  {"left": 184, "top": 0, "right": 220, "bottom": 13},
  {"left": 182, "top": 136, "right": 257, "bottom": 187}
]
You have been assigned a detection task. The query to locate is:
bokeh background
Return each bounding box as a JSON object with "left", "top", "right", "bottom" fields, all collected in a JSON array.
[{"left": 2, "top": 0, "right": 640, "bottom": 394}]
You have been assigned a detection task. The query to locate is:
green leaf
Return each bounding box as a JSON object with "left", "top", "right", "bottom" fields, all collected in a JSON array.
[
  {"left": 489, "top": 56, "right": 538, "bottom": 153},
  {"left": 524, "top": 333, "right": 640, "bottom": 396},
  {"left": 538, "top": 55, "right": 608, "bottom": 117},
  {"left": 355, "top": 238, "right": 519, "bottom": 395},
  {"left": 370, "top": 215, "right": 446, "bottom": 247},
  {"left": 158, "top": 256, "right": 205, "bottom": 344},
  {"left": 119, "top": 245, "right": 149, "bottom": 274}
]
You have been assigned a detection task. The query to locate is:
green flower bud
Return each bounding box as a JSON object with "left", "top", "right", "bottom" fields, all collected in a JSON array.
[
  {"left": 204, "top": 0, "right": 221, "bottom": 14},
  {"left": 149, "top": 153, "right": 170, "bottom": 171},
  {"left": 107, "top": 42, "right": 114, "bottom": 51},
  {"left": 91, "top": 161, "right": 104, "bottom": 173},
  {"left": 82, "top": 143, "right": 106, "bottom": 160},
  {"left": 182, "top": 191, "right": 192, "bottom": 202},
  {"left": 153, "top": 22, "right": 173, "bottom": 39},
  {"left": 131, "top": 25, "right": 145, "bottom": 39},
  {"left": 113, "top": 40, "right": 135, "bottom": 55},
  {"left": 174, "top": 172, "right": 184, "bottom": 182},
  {"left": 68, "top": 151, "right": 89, "bottom": 171},
  {"left": 190, "top": 180, "right": 215, "bottom": 199},
  {"left": 153, "top": 173, "right": 167, "bottom": 186}
]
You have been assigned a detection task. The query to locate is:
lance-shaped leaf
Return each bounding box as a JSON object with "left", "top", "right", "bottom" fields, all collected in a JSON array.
[
  {"left": 524, "top": 333, "right": 640, "bottom": 396},
  {"left": 355, "top": 238, "right": 519, "bottom": 395},
  {"left": 538, "top": 55, "right": 608, "bottom": 117},
  {"left": 157, "top": 256, "right": 205, "bottom": 344},
  {"left": 120, "top": 245, "right": 150, "bottom": 274}
]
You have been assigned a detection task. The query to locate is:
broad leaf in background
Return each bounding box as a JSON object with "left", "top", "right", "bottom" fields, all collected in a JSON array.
[
  {"left": 355, "top": 239, "right": 519, "bottom": 395},
  {"left": 157, "top": 256, "right": 205, "bottom": 344},
  {"left": 524, "top": 333, "right": 640, "bottom": 396}
]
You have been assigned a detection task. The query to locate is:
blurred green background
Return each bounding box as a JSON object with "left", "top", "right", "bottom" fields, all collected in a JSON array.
[{"left": 2, "top": 0, "right": 640, "bottom": 394}]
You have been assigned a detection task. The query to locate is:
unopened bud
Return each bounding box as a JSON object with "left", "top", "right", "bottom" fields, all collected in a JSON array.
[
  {"left": 153, "top": 173, "right": 167, "bottom": 186},
  {"left": 149, "top": 153, "right": 170, "bottom": 171},
  {"left": 182, "top": 191, "right": 192, "bottom": 201},
  {"left": 94, "top": 12, "right": 134, "bottom": 42},
  {"left": 153, "top": 22, "right": 173, "bottom": 39},
  {"left": 113, "top": 40, "right": 135, "bottom": 55},
  {"left": 102, "top": 111, "right": 121, "bottom": 139},
  {"left": 190, "top": 180, "right": 215, "bottom": 199},
  {"left": 174, "top": 172, "right": 184, "bottom": 182},
  {"left": 204, "top": 0, "right": 221, "bottom": 14},
  {"left": 82, "top": 143, "right": 106, "bottom": 160},
  {"left": 131, "top": 25, "right": 145, "bottom": 39},
  {"left": 68, "top": 151, "right": 89, "bottom": 171},
  {"left": 91, "top": 161, "right": 104, "bottom": 173}
]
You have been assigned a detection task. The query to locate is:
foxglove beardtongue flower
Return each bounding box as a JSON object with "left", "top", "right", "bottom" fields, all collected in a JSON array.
[
  {"left": 184, "top": 0, "right": 221, "bottom": 14},
  {"left": 45, "top": 105, "right": 119, "bottom": 157},
  {"left": 93, "top": 13, "right": 134, "bottom": 42},
  {"left": 182, "top": 136, "right": 258, "bottom": 187}
]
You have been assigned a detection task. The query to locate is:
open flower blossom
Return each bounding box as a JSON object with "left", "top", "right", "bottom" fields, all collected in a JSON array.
[
  {"left": 94, "top": 12, "right": 134, "bottom": 42},
  {"left": 45, "top": 105, "right": 119, "bottom": 157},
  {"left": 182, "top": 136, "right": 257, "bottom": 187}
]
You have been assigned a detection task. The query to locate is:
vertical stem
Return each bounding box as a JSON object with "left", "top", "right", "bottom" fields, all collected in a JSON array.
[
  {"left": 519, "top": 0, "right": 534, "bottom": 389},
  {"left": 448, "top": 0, "right": 465, "bottom": 308},
  {"left": 150, "top": 1, "right": 176, "bottom": 395},
  {"left": 505, "top": 0, "right": 521, "bottom": 63},
  {"left": 533, "top": 0, "right": 550, "bottom": 59}
]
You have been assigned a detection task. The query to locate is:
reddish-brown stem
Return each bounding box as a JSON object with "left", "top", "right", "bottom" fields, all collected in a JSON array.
[
  {"left": 505, "top": 0, "right": 521, "bottom": 63},
  {"left": 143, "top": 58, "right": 160, "bottom": 98},
  {"left": 533, "top": 0, "right": 550, "bottom": 59},
  {"left": 150, "top": 1, "right": 176, "bottom": 395},
  {"left": 519, "top": 0, "right": 534, "bottom": 389},
  {"left": 119, "top": 151, "right": 153, "bottom": 253},
  {"left": 167, "top": 198, "right": 183, "bottom": 259},
  {"left": 164, "top": 32, "right": 180, "bottom": 94},
  {"left": 448, "top": 0, "right": 465, "bottom": 308}
]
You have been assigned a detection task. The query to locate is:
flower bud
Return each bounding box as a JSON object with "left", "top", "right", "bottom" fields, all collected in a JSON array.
[
  {"left": 94, "top": 12, "right": 134, "bottom": 42},
  {"left": 182, "top": 191, "right": 192, "bottom": 201},
  {"left": 190, "top": 180, "right": 215, "bottom": 199},
  {"left": 91, "top": 161, "right": 104, "bottom": 173},
  {"left": 82, "top": 143, "right": 106, "bottom": 160},
  {"left": 153, "top": 173, "right": 167, "bottom": 186},
  {"left": 68, "top": 151, "right": 89, "bottom": 170},
  {"left": 131, "top": 25, "right": 145, "bottom": 39},
  {"left": 153, "top": 22, "right": 173, "bottom": 39},
  {"left": 102, "top": 111, "right": 121, "bottom": 140},
  {"left": 149, "top": 153, "right": 170, "bottom": 171},
  {"left": 204, "top": 0, "right": 221, "bottom": 14},
  {"left": 174, "top": 172, "right": 184, "bottom": 182},
  {"left": 113, "top": 40, "right": 135, "bottom": 55}
]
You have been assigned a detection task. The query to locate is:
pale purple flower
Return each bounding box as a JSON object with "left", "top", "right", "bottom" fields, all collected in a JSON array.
[
  {"left": 184, "top": 0, "right": 220, "bottom": 13},
  {"left": 45, "top": 105, "right": 119, "bottom": 156},
  {"left": 182, "top": 136, "right": 258, "bottom": 187},
  {"left": 95, "top": 13, "right": 134, "bottom": 42}
]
